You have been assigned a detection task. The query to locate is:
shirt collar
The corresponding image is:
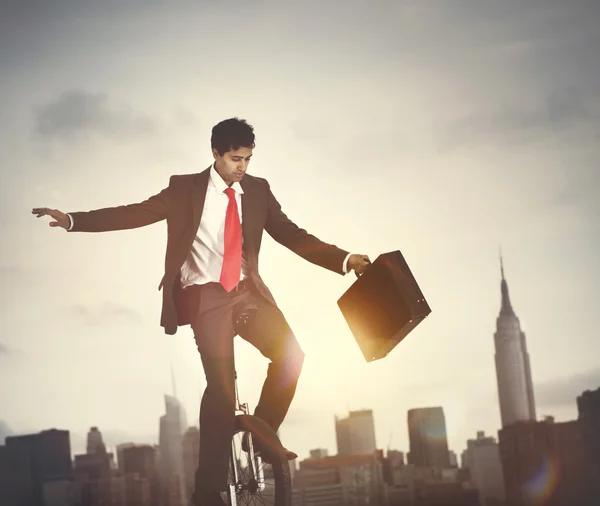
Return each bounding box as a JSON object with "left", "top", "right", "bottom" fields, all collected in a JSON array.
[{"left": 210, "top": 164, "right": 244, "bottom": 194}]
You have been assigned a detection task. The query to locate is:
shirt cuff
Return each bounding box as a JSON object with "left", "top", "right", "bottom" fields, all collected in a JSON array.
[
  {"left": 66, "top": 213, "right": 74, "bottom": 231},
  {"left": 342, "top": 253, "right": 352, "bottom": 274}
]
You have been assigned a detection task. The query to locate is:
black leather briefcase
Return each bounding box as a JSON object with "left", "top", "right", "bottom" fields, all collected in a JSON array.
[{"left": 337, "top": 250, "right": 431, "bottom": 362}]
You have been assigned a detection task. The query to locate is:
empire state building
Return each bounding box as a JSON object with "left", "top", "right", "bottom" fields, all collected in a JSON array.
[{"left": 494, "top": 256, "right": 537, "bottom": 427}]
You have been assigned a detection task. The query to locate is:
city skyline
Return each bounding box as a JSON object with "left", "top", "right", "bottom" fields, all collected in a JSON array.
[
  {"left": 2, "top": 340, "right": 597, "bottom": 467},
  {"left": 3, "top": 381, "right": 596, "bottom": 464},
  {"left": 2, "top": 0, "right": 599, "bottom": 465},
  {"left": 3, "top": 386, "right": 597, "bottom": 505},
  {"left": 2, "top": 254, "right": 599, "bottom": 461}
]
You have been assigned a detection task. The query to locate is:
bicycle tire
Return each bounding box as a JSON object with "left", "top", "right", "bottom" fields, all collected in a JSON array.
[{"left": 227, "top": 415, "right": 292, "bottom": 506}]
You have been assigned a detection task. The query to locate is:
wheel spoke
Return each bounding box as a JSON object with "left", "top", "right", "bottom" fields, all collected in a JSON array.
[{"left": 227, "top": 430, "right": 287, "bottom": 505}]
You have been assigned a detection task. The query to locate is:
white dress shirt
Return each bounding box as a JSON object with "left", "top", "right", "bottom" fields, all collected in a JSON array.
[{"left": 180, "top": 165, "right": 247, "bottom": 288}]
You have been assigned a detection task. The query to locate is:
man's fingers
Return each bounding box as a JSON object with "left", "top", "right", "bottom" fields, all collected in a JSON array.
[
  {"left": 32, "top": 208, "right": 61, "bottom": 219},
  {"left": 357, "top": 257, "right": 371, "bottom": 273},
  {"left": 32, "top": 207, "right": 51, "bottom": 217}
]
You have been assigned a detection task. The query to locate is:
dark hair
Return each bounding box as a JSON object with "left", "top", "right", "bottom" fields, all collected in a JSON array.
[{"left": 211, "top": 117, "right": 255, "bottom": 156}]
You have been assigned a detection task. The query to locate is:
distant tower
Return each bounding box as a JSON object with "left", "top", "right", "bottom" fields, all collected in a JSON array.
[
  {"left": 577, "top": 388, "right": 600, "bottom": 497},
  {"left": 86, "top": 426, "right": 106, "bottom": 454},
  {"left": 494, "top": 253, "right": 536, "bottom": 427},
  {"left": 463, "top": 431, "right": 505, "bottom": 506},
  {"left": 159, "top": 363, "right": 188, "bottom": 503},
  {"left": 182, "top": 426, "right": 200, "bottom": 503},
  {"left": 335, "top": 410, "right": 377, "bottom": 456},
  {"left": 407, "top": 407, "right": 450, "bottom": 468}
]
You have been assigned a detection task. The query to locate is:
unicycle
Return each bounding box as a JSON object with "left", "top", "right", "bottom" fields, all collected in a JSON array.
[
  {"left": 224, "top": 305, "right": 292, "bottom": 505},
  {"left": 225, "top": 370, "right": 292, "bottom": 505}
]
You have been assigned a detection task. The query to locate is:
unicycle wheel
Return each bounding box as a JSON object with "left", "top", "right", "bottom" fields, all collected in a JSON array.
[{"left": 227, "top": 415, "right": 292, "bottom": 506}]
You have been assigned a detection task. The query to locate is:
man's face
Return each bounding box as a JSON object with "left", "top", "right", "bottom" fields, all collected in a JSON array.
[{"left": 213, "top": 146, "right": 253, "bottom": 185}]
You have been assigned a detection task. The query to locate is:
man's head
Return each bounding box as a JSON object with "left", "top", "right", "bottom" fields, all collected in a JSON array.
[{"left": 211, "top": 117, "right": 255, "bottom": 185}]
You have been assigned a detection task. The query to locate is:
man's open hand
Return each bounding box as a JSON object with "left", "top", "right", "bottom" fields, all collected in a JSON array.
[
  {"left": 31, "top": 208, "right": 70, "bottom": 229},
  {"left": 348, "top": 253, "right": 371, "bottom": 275}
]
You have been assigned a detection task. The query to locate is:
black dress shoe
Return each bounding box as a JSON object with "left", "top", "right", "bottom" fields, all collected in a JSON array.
[
  {"left": 261, "top": 446, "right": 298, "bottom": 464},
  {"left": 191, "top": 487, "right": 227, "bottom": 506},
  {"left": 241, "top": 433, "right": 298, "bottom": 464}
]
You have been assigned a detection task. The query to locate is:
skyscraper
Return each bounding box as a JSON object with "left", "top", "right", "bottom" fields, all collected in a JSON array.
[
  {"left": 335, "top": 409, "right": 377, "bottom": 456},
  {"left": 115, "top": 442, "right": 136, "bottom": 473},
  {"left": 86, "top": 426, "right": 106, "bottom": 455},
  {"left": 577, "top": 387, "right": 600, "bottom": 500},
  {"left": 494, "top": 255, "right": 536, "bottom": 427},
  {"left": 499, "top": 418, "right": 589, "bottom": 506},
  {"left": 122, "top": 444, "right": 160, "bottom": 506},
  {"left": 463, "top": 431, "right": 505, "bottom": 506},
  {"left": 159, "top": 393, "right": 188, "bottom": 502},
  {"left": 407, "top": 407, "right": 450, "bottom": 468},
  {"left": 182, "top": 426, "right": 199, "bottom": 505},
  {"left": 0, "top": 429, "right": 72, "bottom": 506}
]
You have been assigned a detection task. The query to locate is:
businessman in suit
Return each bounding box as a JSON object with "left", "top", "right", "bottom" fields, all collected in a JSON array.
[{"left": 32, "top": 117, "right": 370, "bottom": 505}]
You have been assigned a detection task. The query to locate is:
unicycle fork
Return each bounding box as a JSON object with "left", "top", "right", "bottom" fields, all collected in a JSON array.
[
  {"left": 226, "top": 371, "right": 266, "bottom": 505},
  {"left": 225, "top": 306, "right": 292, "bottom": 505}
]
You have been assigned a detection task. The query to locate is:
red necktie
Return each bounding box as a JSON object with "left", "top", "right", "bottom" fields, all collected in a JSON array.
[{"left": 220, "top": 187, "right": 242, "bottom": 292}]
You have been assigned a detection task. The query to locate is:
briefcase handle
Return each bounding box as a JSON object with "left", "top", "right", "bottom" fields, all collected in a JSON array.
[{"left": 354, "top": 258, "right": 372, "bottom": 278}]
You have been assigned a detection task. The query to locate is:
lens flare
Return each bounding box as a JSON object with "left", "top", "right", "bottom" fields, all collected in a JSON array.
[{"left": 523, "top": 455, "right": 560, "bottom": 504}]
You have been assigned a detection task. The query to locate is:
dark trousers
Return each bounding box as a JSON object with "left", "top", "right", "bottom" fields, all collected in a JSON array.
[{"left": 186, "top": 280, "right": 305, "bottom": 492}]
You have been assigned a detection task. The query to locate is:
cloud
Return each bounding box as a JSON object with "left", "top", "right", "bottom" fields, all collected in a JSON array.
[
  {"left": 535, "top": 368, "right": 600, "bottom": 409},
  {"left": 0, "top": 0, "right": 72, "bottom": 23},
  {"left": 33, "top": 89, "right": 157, "bottom": 141},
  {"left": 70, "top": 300, "right": 143, "bottom": 327},
  {"left": 440, "top": 85, "right": 600, "bottom": 149}
]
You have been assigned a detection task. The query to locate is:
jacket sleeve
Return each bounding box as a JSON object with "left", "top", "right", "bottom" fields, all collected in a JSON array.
[
  {"left": 67, "top": 177, "right": 175, "bottom": 233},
  {"left": 264, "top": 182, "right": 349, "bottom": 275}
]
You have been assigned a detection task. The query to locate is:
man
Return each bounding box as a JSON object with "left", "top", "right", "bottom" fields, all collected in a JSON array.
[{"left": 32, "top": 117, "right": 370, "bottom": 505}]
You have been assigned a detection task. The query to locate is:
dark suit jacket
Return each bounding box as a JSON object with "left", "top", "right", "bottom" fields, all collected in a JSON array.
[{"left": 68, "top": 166, "right": 350, "bottom": 335}]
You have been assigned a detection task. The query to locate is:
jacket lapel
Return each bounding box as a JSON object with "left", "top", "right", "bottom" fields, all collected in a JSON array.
[
  {"left": 240, "top": 177, "right": 256, "bottom": 256},
  {"left": 191, "top": 167, "right": 211, "bottom": 233}
]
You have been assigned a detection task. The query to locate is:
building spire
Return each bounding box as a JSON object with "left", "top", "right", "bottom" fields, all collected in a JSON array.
[{"left": 499, "top": 248, "right": 514, "bottom": 316}]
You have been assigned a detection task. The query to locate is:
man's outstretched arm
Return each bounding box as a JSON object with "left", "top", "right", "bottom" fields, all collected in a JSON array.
[
  {"left": 32, "top": 180, "right": 173, "bottom": 233},
  {"left": 264, "top": 183, "right": 370, "bottom": 275}
]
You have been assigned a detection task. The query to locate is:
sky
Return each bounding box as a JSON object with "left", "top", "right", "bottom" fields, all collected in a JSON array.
[{"left": 1, "top": 0, "right": 599, "bottom": 462}]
